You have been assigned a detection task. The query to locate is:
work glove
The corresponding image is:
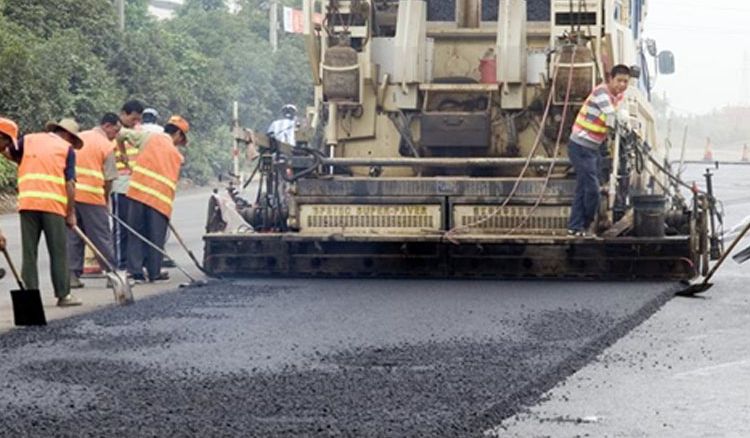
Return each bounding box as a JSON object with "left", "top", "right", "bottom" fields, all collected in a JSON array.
[{"left": 616, "top": 108, "right": 631, "bottom": 129}]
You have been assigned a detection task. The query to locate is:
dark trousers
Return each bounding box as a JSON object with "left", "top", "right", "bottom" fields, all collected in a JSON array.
[
  {"left": 567, "top": 141, "right": 602, "bottom": 231},
  {"left": 126, "top": 199, "right": 169, "bottom": 280},
  {"left": 111, "top": 193, "right": 130, "bottom": 269},
  {"left": 20, "top": 211, "right": 69, "bottom": 298},
  {"left": 67, "top": 203, "right": 115, "bottom": 277}
]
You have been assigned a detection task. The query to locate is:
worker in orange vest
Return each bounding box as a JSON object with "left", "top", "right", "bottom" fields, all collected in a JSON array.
[
  {"left": 0, "top": 117, "right": 19, "bottom": 252},
  {"left": 111, "top": 100, "right": 145, "bottom": 270},
  {"left": 66, "top": 113, "right": 122, "bottom": 289},
  {"left": 119, "top": 115, "right": 188, "bottom": 282},
  {"left": 7, "top": 118, "right": 84, "bottom": 306}
]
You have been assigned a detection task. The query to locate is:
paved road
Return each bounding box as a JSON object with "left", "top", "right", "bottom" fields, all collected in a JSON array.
[
  {"left": 497, "top": 164, "right": 750, "bottom": 437},
  {"left": 0, "top": 189, "right": 210, "bottom": 330},
  {"left": 2, "top": 168, "right": 742, "bottom": 436},
  {"left": 0, "top": 278, "right": 676, "bottom": 437}
]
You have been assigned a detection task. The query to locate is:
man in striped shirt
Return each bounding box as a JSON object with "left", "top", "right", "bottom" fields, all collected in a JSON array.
[{"left": 567, "top": 64, "right": 630, "bottom": 237}]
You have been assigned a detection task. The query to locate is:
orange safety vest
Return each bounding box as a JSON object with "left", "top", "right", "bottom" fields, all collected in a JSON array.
[
  {"left": 114, "top": 140, "right": 140, "bottom": 175},
  {"left": 75, "top": 129, "right": 115, "bottom": 206},
  {"left": 126, "top": 133, "right": 183, "bottom": 218},
  {"left": 17, "top": 133, "right": 70, "bottom": 217}
]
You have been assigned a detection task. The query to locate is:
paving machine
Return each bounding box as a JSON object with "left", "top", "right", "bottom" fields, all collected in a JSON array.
[{"left": 204, "top": 0, "right": 721, "bottom": 280}]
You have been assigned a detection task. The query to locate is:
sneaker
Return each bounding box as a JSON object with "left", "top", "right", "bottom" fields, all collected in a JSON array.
[
  {"left": 567, "top": 229, "right": 579, "bottom": 236},
  {"left": 149, "top": 271, "right": 170, "bottom": 282},
  {"left": 57, "top": 294, "right": 83, "bottom": 307},
  {"left": 128, "top": 273, "right": 147, "bottom": 284},
  {"left": 70, "top": 276, "right": 85, "bottom": 289},
  {"left": 575, "top": 230, "right": 596, "bottom": 238}
]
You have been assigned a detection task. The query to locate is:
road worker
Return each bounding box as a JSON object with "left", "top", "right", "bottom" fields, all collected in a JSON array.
[
  {"left": 0, "top": 117, "right": 17, "bottom": 252},
  {"left": 267, "top": 104, "right": 297, "bottom": 145},
  {"left": 7, "top": 118, "right": 84, "bottom": 306},
  {"left": 138, "top": 107, "right": 177, "bottom": 269},
  {"left": 119, "top": 116, "right": 188, "bottom": 282},
  {"left": 567, "top": 64, "right": 630, "bottom": 237},
  {"left": 111, "top": 100, "right": 145, "bottom": 269},
  {"left": 140, "top": 108, "right": 163, "bottom": 133},
  {"left": 67, "top": 113, "right": 121, "bottom": 288}
]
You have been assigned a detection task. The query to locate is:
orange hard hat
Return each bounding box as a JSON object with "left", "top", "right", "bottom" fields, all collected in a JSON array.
[
  {"left": 167, "top": 115, "right": 190, "bottom": 136},
  {"left": 0, "top": 117, "right": 19, "bottom": 147}
]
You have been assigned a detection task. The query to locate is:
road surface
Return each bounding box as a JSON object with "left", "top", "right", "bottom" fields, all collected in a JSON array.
[{"left": 0, "top": 166, "right": 747, "bottom": 436}]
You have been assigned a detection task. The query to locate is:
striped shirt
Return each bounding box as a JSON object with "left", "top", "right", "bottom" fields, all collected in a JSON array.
[{"left": 571, "top": 84, "right": 623, "bottom": 149}]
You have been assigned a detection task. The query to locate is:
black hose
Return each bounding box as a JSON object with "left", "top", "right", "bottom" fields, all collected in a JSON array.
[{"left": 242, "top": 159, "right": 262, "bottom": 190}]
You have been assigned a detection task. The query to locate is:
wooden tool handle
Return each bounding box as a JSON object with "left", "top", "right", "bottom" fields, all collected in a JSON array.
[{"left": 2, "top": 248, "right": 25, "bottom": 290}]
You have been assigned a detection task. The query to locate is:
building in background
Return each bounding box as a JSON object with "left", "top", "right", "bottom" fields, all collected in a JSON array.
[
  {"left": 149, "top": 0, "right": 183, "bottom": 19},
  {"left": 148, "top": 0, "right": 240, "bottom": 19}
]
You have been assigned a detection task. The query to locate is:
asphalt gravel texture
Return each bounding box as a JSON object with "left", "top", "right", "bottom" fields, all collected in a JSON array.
[{"left": 0, "top": 279, "right": 677, "bottom": 437}]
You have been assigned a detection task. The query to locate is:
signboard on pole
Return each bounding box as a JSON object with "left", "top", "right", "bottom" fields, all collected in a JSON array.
[{"left": 283, "top": 6, "right": 322, "bottom": 33}]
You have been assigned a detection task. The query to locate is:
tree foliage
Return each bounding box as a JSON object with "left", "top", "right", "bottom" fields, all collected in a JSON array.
[{"left": 0, "top": 0, "right": 313, "bottom": 187}]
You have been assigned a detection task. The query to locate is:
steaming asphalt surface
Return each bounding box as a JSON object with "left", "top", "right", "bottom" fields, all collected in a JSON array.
[{"left": 0, "top": 278, "right": 676, "bottom": 437}]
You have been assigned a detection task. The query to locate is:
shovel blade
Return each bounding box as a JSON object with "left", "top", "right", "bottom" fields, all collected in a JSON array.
[
  {"left": 733, "top": 245, "right": 750, "bottom": 265},
  {"left": 676, "top": 281, "right": 714, "bottom": 297},
  {"left": 107, "top": 271, "right": 134, "bottom": 306},
  {"left": 10, "top": 288, "right": 47, "bottom": 326}
]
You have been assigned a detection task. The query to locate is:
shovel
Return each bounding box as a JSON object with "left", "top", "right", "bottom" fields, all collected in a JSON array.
[
  {"left": 678, "top": 219, "right": 750, "bottom": 296},
  {"left": 72, "top": 226, "right": 134, "bottom": 306},
  {"left": 168, "top": 222, "right": 207, "bottom": 274},
  {"left": 2, "top": 248, "right": 46, "bottom": 326},
  {"left": 107, "top": 213, "right": 207, "bottom": 288},
  {"left": 733, "top": 244, "right": 750, "bottom": 265}
]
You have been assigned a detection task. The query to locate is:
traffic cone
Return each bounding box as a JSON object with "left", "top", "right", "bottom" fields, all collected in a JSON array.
[
  {"left": 742, "top": 144, "right": 749, "bottom": 162},
  {"left": 703, "top": 138, "right": 714, "bottom": 161},
  {"left": 81, "top": 246, "right": 104, "bottom": 278}
]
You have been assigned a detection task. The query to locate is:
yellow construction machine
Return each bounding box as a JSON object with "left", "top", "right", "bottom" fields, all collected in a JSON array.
[{"left": 204, "top": 0, "right": 721, "bottom": 279}]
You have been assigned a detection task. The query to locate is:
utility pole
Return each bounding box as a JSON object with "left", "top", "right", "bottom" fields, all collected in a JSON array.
[
  {"left": 742, "top": 49, "right": 750, "bottom": 106},
  {"left": 270, "top": 0, "right": 279, "bottom": 52},
  {"left": 115, "top": 0, "right": 125, "bottom": 32}
]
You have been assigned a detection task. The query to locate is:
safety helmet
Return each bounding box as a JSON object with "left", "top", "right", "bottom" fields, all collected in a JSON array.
[
  {"left": 281, "top": 104, "right": 297, "bottom": 118},
  {"left": 166, "top": 115, "right": 190, "bottom": 137},
  {"left": 0, "top": 117, "right": 19, "bottom": 147}
]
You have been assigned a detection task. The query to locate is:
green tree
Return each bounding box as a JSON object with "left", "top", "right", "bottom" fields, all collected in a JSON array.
[{"left": 0, "top": 0, "right": 314, "bottom": 190}]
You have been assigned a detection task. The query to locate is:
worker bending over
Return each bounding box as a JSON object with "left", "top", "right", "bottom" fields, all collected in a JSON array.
[
  {"left": 9, "top": 118, "right": 84, "bottom": 306},
  {"left": 67, "top": 113, "right": 121, "bottom": 288},
  {"left": 0, "top": 118, "right": 17, "bottom": 253},
  {"left": 119, "top": 116, "right": 189, "bottom": 282}
]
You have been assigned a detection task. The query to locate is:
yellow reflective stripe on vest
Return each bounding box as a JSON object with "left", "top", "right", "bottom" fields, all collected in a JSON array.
[
  {"left": 18, "top": 191, "right": 68, "bottom": 204},
  {"left": 129, "top": 181, "right": 173, "bottom": 206},
  {"left": 133, "top": 165, "right": 176, "bottom": 190},
  {"left": 575, "top": 116, "right": 608, "bottom": 134},
  {"left": 116, "top": 147, "right": 139, "bottom": 157},
  {"left": 18, "top": 173, "right": 66, "bottom": 186},
  {"left": 76, "top": 167, "right": 104, "bottom": 180},
  {"left": 76, "top": 182, "right": 105, "bottom": 195}
]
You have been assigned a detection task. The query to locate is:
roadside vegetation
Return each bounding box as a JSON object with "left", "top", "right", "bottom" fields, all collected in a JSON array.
[{"left": 0, "top": 0, "right": 312, "bottom": 188}]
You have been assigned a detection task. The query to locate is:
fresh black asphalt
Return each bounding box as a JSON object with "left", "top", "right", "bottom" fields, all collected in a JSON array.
[{"left": 0, "top": 279, "right": 676, "bottom": 437}]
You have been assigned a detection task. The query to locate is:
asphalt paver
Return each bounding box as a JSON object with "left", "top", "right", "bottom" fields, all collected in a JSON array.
[{"left": 0, "top": 279, "right": 676, "bottom": 437}]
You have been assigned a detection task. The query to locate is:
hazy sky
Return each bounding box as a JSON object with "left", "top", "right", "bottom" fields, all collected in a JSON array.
[
  {"left": 145, "top": 1, "right": 746, "bottom": 114},
  {"left": 645, "top": 0, "right": 750, "bottom": 114}
]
